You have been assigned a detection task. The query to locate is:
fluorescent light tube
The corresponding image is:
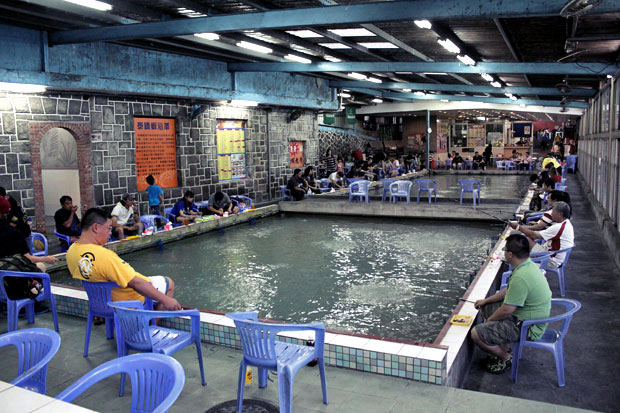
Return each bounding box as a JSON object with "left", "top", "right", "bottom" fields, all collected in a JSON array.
[
  {"left": 367, "top": 77, "right": 383, "bottom": 84},
  {"left": 480, "top": 73, "right": 493, "bottom": 82},
  {"left": 437, "top": 39, "right": 460, "bottom": 54},
  {"left": 358, "top": 42, "right": 398, "bottom": 49},
  {"left": 324, "top": 55, "right": 342, "bottom": 62},
  {"left": 457, "top": 55, "right": 476, "bottom": 66},
  {"left": 339, "top": 92, "right": 351, "bottom": 98},
  {"left": 194, "top": 33, "right": 219, "bottom": 40},
  {"left": 286, "top": 30, "right": 323, "bottom": 38},
  {"left": 319, "top": 43, "right": 351, "bottom": 49},
  {"left": 63, "top": 0, "right": 112, "bottom": 11},
  {"left": 284, "top": 54, "right": 311, "bottom": 64},
  {"left": 0, "top": 82, "right": 47, "bottom": 93},
  {"left": 490, "top": 81, "right": 502, "bottom": 88},
  {"left": 414, "top": 20, "right": 432, "bottom": 29},
  {"left": 328, "top": 28, "right": 375, "bottom": 37},
  {"left": 347, "top": 72, "right": 367, "bottom": 80},
  {"left": 402, "top": 88, "right": 412, "bottom": 92},
  {"left": 236, "top": 41, "right": 272, "bottom": 54},
  {"left": 414, "top": 91, "right": 426, "bottom": 96},
  {"left": 372, "top": 98, "right": 383, "bottom": 103}
]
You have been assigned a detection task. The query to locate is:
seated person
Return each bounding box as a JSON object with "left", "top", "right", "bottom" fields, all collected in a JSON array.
[
  {"left": 302, "top": 166, "right": 321, "bottom": 194},
  {"left": 328, "top": 171, "right": 345, "bottom": 189},
  {"left": 542, "top": 155, "right": 561, "bottom": 171},
  {"left": 111, "top": 194, "right": 144, "bottom": 239},
  {"left": 145, "top": 175, "right": 164, "bottom": 216},
  {"left": 452, "top": 153, "right": 464, "bottom": 169},
  {"left": 66, "top": 208, "right": 181, "bottom": 310},
  {"left": 207, "top": 191, "right": 239, "bottom": 216},
  {"left": 472, "top": 152, "right": 485, "bottom": 170},
  {"left": 510, "top": 201, "right": 574, "bottom": 268},
  {"left": 511, "top": 150, "right": 519, "bottom": 161},
  {"left": 518, "top": 152, "right": 532, "bottom": 170},
  {"left": 521, "top": 190, "right": 571, "bottom": 230},
  {"left": 1, "top": 186, "right": 31, "bottom": 241},
  {"left": 549, "top": 167, "right": 562, "bottom": 184},
  {"left": 171, "top": 191, "right": 202, "bottom": 222},
  {"left": 0, "top": 197, "right": 58, "bottom": 302},
  {"left": 287, "top": 169, "right": 306, "bottom": 201},
  {"left": 471, "top": 234, "right": 551, "bottom": 374},
  {"left": 54, "top": 195, "right": 83, "bottom": 245},
  {"left": 346, "top": 163, "right": 363, "bottom": 179}
]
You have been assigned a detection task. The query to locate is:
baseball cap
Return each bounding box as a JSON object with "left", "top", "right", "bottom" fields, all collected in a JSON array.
[{"left": 0, "top": 196, "right": 10, "bottom": 214}]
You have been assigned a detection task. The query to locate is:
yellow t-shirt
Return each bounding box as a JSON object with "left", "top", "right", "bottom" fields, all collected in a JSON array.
[
  {"left": 66, "top": 242, "right": 151, "bottom": 302},
  {"left": 542, "top": 157, "right": 560, "bottom": 170}
]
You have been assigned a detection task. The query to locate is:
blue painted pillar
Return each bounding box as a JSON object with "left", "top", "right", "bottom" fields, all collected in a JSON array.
[{"left": 426, "top": 110, "right": 431, "bottom": 171}]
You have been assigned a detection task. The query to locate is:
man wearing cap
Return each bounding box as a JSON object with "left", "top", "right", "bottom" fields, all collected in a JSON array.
[{"left": 110, "top": 194, "right": 143, "bottom": 240}]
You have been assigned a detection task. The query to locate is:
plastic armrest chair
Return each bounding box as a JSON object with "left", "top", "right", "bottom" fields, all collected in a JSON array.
[
  {"left": 56, "top": 353, "right": 185, "bottom": 413},
  {"left": 29, "top": 232, "right": 48, "bottom": 257},
  {"left": 0, "top": 328, "right": 61, "bottom": 394},
  {"left": 54, "top": 230, "right": 72, "bottom": 252},
  {"left": 227, "top": 311, "right": 327, "bottom": 413},
  {"left": 0, "top": 271, "right": 59, "bottom": 332},
  {"left": 108, "top": 301, "right": 206, "bottom": 395},
  {"left": 140, "top": 214, "right": 170, "bottom": 231},
  {"left": 511, "top": 298, "right": 581, "bottom": 387}
]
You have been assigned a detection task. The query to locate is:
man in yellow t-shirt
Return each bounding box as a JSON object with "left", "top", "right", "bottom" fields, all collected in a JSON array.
[{"left": 66, "top": 208, "right": 181, "bottom": 310}]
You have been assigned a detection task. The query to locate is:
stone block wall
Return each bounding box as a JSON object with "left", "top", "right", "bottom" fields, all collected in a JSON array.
[
  {"left": 319, "top": 130, "right": 368, "bottom": 159},
  {"left": 0, "top": 91, "right": 320, "bottom": 231}
]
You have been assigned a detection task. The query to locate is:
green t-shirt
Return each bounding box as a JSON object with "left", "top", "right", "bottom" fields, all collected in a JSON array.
[{"left": 504, "top": 259, "right": 552, "bottom": 340}]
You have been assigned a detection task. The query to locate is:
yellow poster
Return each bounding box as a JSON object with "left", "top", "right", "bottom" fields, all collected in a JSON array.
[
  {"left": 218, "top": 155, "right": 231, "bottom": 180},
  {"left": 216, "top": 120, "right": 247, "bottom": 180}
]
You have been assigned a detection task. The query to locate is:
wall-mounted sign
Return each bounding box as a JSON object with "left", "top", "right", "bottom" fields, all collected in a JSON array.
[
  {"left": 134, "top": 117, "right": 177, "bottom": 191},
  {"left": 289, "top": 141, "right": 305, "bottom": 168},
  {"left": 323, "top": 113, "right": 335, "bottom": 125},
  {"left": 217, "top": 120, "right": 247, "bottom": 180},
  {"left": 345, "top": 106, "right": 356, "bottom": 124}
]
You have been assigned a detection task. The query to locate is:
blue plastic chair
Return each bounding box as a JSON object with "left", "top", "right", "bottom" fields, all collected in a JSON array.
[
  {"left": 380, "top": 178, "right": 397, "bottom": 201},
  {"left": 318, "top": 178, "right": 331, "bottom": 192},
  {"left": 415, "top": 179, "right": 437, "bottom": 204},
  {"left": 389, "top": 180, "right": 412, "bottom": 204},
  {"left": 565, "top": 155, "right": 577, "bottom": 173},
  {"left": 232, "top": 195, "right": 254, "bottom": 211},
  {"left": 81, "top": 281, "right": 154, "bottom": 357},
  {"left": 227, "top": 311, "right": 328, "bottom": 413},
  {"left": 463, "top": 160, "right": 473, "bottom": 170},
  {"left": 525, "top": 212, "right": 545, "bottom": 225},
  {"left": 496, "top": 160, "right": 505, "bottom": 170},
  {"left": 348, "top": 180, "right": 371, "bottom": 203},
  {"left": 531, "top": 247, "right": 574, "bottom": 297},
  {"left": 511, "top": 298, "right": 581, "bottom": 387},
  {"left": 140, "top": 214, "right": 170, "bottom": 231},
  {"left": 459, "top": 179, "right": 481, "bottom": 205},
  {"left": 108, "top": 301, "right": 206, "bottom": 395},
  {"left": 505, "top": 160, "right": 517, "bottom": 171},
  {"left": 280, "top": 185, "right": 293, "bottom": 201},
  {"left": 28, "top": 232, "right": 48, "bottom": 257},
  {"left": 444, "top": 159, "right": 452, "bottom": 170},
  {"left": 0, "top": 270, "right": 59, "bottom": 332},
  {"left": 54, "top": 230, "right": 73, "bottom": 253},
  {"left": 56, "top": 353, "right": 185, "bottom": 413},
  {"left": 346, "top": 177, "right": 364, "bottom": 186},
  {"left": 0, "top": 328, "right": 61, "bottom": 394},
  {"left": 555, "top": 185, "right": 567, "bottom": 192}
]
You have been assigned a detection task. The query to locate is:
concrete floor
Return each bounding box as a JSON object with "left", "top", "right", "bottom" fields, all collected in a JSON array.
[
  {"left": 0, "top": 313, "right": 592, "bottom": 412},
  {"left": 462, "top": 173, "right": 620, "bottom": 412}
]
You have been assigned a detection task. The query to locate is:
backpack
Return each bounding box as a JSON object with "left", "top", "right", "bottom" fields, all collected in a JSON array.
[{"left": 0, "top": 254, "right": 43, "bottom": 300}]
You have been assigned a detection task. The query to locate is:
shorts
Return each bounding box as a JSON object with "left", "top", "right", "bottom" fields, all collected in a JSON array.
[
  {"left": 150, "top": 275, "right": 169, "bottom": 295},
  {"left": 531, "top": 243, "right": 560, "bottom": 268},
  {"left": 474, "top": 302, "right": 522, "bottom": 346}
]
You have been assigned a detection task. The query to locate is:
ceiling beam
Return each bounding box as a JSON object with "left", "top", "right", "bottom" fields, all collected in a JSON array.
[
  {"left": 228, "top": 61, "right": 618, "bottom": 75},
  {"left": 493, "top": 18, "right": 537, "bottom": 97},
  {"left": 347, "top": 88, "right": 588, "bottom": 108},
  {"left": 48, "top": 0, "right": 620, "bottom": 45},
  {"left": 329, "top": 81, "right": 596, "bottom": 97}
]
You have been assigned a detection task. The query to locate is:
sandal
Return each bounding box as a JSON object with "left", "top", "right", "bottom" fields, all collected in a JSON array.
[{"left": 485, "top": 356, "right": 512, "bottom": 374}]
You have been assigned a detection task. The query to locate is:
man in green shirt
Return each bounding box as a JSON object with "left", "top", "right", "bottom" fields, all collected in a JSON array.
[{"left": 471, "top": 234, "right": 552, "bottom": 374}]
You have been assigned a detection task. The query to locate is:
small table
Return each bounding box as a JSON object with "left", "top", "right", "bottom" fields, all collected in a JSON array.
[{"left": 0, "top": 380, "right": 96, "bottom": 412}]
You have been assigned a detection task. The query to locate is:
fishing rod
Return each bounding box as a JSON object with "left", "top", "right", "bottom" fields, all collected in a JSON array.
[{"left": 448, "top": 197, "right": 514, "bottom": 224}]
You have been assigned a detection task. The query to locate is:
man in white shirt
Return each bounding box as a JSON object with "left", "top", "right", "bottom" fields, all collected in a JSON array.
[
  {"left": 328, "top": 171, "right": 345, "bottom": 189},
  {"left": 111, "top": 193, "right": 143, "bottom": 240},
  {"left": 510, "top": 201, "right": 574, "bottom": 267}
]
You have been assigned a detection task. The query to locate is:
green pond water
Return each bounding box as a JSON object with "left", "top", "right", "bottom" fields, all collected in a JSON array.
[{"left": 54, "top": 215, "right": 503, "bottom": 342}]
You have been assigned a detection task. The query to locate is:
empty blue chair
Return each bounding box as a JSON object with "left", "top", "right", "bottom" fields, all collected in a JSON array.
[
  {"left": 496, "top": 160, "right": 505, "bottom": 170},
  {"left": 565, "top": 155, "right": 577, "bottom": 173},
  {"left": 415, "top": 179, "right": 437, "bottom": 204},
  {"left": 531, "top": 247, "right": 574, "bottom": 296},
  {"left": 56, "top": 353, "right": 185, "bottom": 413},
  {"left": 227, "top": 311, "right": 328, "bottom": 413},
  {"left": 459, "top": 179, "right": 481, "bottom": 205},
  {"left": 348, "top": 180, "right": 371, "bottom": 203},
  {"left": 140, "top": 214, "right": 170, "bottom": 231},
  {"left": 81, "top": 281, "right": 153, "bottom": 357},
  {"left": 319, "top": 178, "right": 331, "bottom": 192},
  {"left": 109, "top": 301, "right": 206, "bottom": 395},
  {"left": 0, "top": 270, "right": 59, "bottom": 333},
  {"left": 505, "top": 160, "right": 517, "bottom": 171},
  {"left": 54, "top": 230, "right": 73, "bottom": 253},
  {"left": 389, "top": 180, "right": 412, "bottom": 204},
  {"left": 28, "top": 232, "right": 48, "bottom": 257},
  {"left": 511, "top": 298, "right": 581, "bottom": 387},
  {"left": 280, "top": 185, "right": 293, "bottom": 201},
  {"left": 380, "top": 178, "right": 397, "bottom": 201},
  {"left": 444, "top": 159, "right": 452, "bottom": 170},
  {"left": 0, "top": 328, "right": 61, "bottom": 394}
]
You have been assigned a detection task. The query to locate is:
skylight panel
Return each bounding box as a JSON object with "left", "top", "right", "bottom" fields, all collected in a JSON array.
[
  {"left": 328, "top": 28, "right": 375, "bottom": 37},
  {"left": 358, "top": 42, "right": 398, "bottom": 49},
  {"left": 319, "top": 43, "right": 351, "bottom": 49},
  {"left": 286, "top": 30, "right": 323, "bottom": 38}
]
